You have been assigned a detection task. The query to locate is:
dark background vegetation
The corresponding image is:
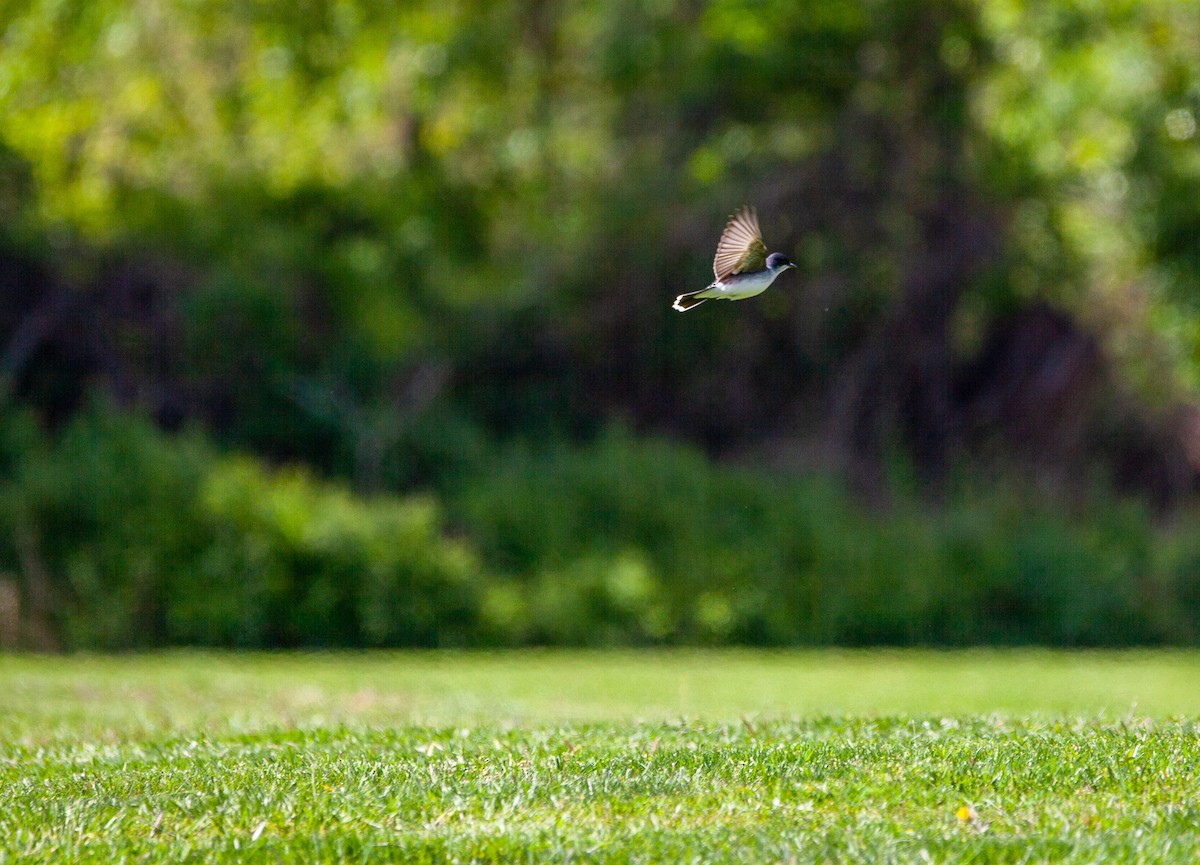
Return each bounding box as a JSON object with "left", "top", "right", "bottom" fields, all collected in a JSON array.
[{"left": 3, "top": 0, "right": 1200, "bottom": 649}]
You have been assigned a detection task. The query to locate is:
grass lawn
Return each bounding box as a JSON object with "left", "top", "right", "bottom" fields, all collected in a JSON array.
[{"left": 2, "top": 650, "right": 1199, "bottom": 862}]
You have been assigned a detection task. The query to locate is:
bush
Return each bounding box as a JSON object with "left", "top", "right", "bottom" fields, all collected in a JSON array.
[
  {"left": 0, "top": 407, "right": 485, "bottom": 649},
  {"left": 449, "top": 429, "right": 1200, "bottom": 647},
  {"left": 2, "top": 411, "right": 1199, "bottom": 650},
  {"left": 0, "top": 408, "right": 212, "bottom": 648},
  {"left": 187, "top": 457, "right": 479, "bottom": 647}
]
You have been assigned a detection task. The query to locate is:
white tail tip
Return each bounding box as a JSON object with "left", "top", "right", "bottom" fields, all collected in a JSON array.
[{"left": 673, "top": 294, "right": 707, "bottom": 312}]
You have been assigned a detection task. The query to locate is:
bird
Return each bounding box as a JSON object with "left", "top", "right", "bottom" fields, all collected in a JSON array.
[{"left": 672, "top": 206, "right": 797, "bottom": 312}]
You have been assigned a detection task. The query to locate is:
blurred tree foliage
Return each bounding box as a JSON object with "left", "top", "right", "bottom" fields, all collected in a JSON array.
[
  {"left": 2, "top": 0, "right": 1200, "bottom": 647},
  {"left": 3, "top": 0, "right": 1200, "bottom": 474}
]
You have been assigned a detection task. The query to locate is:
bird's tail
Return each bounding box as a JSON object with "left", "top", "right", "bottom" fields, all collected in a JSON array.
[{"left": 672, "top": 290, "right": 709, "bottom": 312}]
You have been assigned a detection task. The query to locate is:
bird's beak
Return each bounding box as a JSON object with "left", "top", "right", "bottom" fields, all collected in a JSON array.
[{"left": 787, "top": 262, "right": 798, "bottom": 269}]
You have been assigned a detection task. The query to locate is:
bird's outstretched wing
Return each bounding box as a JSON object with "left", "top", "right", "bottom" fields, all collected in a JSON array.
[{"left": 713, "top": 206, "right": 767, "bottom": 281}]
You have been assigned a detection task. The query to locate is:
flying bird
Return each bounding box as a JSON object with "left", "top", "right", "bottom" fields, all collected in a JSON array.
[{"left": 673, "top": 206, "right": 797, "bottom": 312}]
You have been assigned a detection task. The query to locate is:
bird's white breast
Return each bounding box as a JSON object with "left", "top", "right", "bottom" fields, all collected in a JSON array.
[{"left": 709, "top": 268, "right": 781, "bottom": 300}]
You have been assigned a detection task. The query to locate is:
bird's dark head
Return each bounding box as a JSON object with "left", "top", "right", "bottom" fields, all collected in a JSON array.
[{"left": 766, "top": 252, "right": 797, "bottom": 271}]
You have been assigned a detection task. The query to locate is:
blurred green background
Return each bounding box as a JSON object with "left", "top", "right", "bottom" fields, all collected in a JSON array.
[{"left": 2, "top": 0, "right": 1200, "bottom": 650}]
